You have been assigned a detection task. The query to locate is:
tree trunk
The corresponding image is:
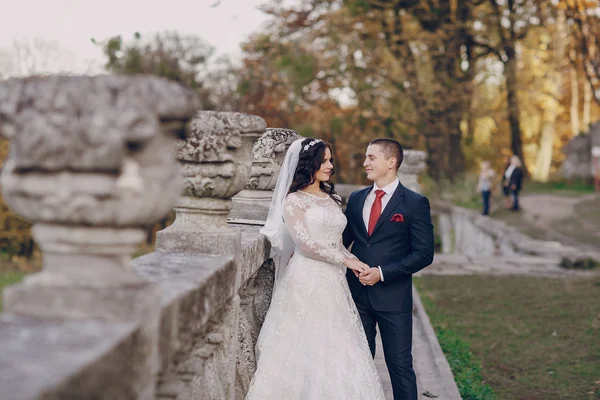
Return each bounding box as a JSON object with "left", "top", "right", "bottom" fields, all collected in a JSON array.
[
  {"left": 421, "top": 108, "right": 465, "bottom": 181},
  {"left": 423, "top": 131, "right": 447, "bottom": 181},
  {"left": 583, "top": 80, "right": 592, "bottom": 132},
  {"left": 504, "top": 47, "right": 527, "bottom": 173},
  {"left": 570, "top": 51, "right": 580, "bottom": 136},
  {"left": 533, "top": 103, "right": 559, "bottom": 182},
  {"left": 448, "top": 131, "right": 464, "bottom": 178}
]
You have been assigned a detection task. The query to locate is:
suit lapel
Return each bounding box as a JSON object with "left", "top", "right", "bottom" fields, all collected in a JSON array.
[
  {"left": 371, "top": 183, "right": 406, "bottom": 237},
  {"left": 355, "top": 186, "right": 372, "bottom": 238}
]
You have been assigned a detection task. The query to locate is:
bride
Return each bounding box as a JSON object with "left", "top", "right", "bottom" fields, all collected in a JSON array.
[{"left": 246, "top": 138, "right": 385, "bottom": 400}]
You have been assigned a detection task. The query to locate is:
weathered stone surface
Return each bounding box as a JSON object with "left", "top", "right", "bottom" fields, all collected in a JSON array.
[
  {"left": 418, "top": 253, "right": 599, "bottom": 279},
  {"left": 132, "top": 225, "right": 274, "bottom": 400},
  {"left": 157, "top": 111, "right": 266, "bottom": 254},
  {"left": 592, "top": 121, "right": 600, "bottom": 147},
  {"left": 2, "top": 74, "right": 199, "bottom": 319},
  {"left": 0, "top": 75, "right": 199, "bottom": 228},
  {"left": 230, "top": 225, "right": 275, "bottom": 399},
  {"left": 436, "top": 202, "right": 600, "bottom": 268},
  {"left": 245, "top": 128, "right": 298, "bottom": 191},
  {"left": 233, "top": 224, "right": 271, "bottom": 286},
  {"left": 398, "top": 150, "right": 427, "bottom": 193},
  {"left": 335, "top": 183, "right": 369, "bottom": 205},
  {"left": 177, "top": 111, "right": 265, "bottom": 163},
  {"left": 235, "top": 261, "right": 274, "bottom": 400},
  {"left": 229, "top": 128, "right": 298, "bottom": 223},
  {"left": 0, "top": 75, "right": 200, "bottom": 400},
  {"left": 176, "top": 111, "right": 266, "bottom": 198},
  {"left": 0, "top": 75, "right": 199, "bottom": 171},
  {"left": 560, "top": 120, "right": 600, "bottom": 180},
  {"left": 133, "top": 251, "right": 238, "bottom": 400},
  {"left": 411, "top": 287, "right": 462, "bottom": 400},
  {"left": 561, "top": 133, "right": 592, "bottom": 180},
  {"left": 0, "top": 314, "right": 138, "bottom": 400}
]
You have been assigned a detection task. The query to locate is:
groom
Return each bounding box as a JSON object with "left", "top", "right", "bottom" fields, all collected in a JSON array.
[{"left": 343, "top": 138, "right": 434, "bottom": 400}]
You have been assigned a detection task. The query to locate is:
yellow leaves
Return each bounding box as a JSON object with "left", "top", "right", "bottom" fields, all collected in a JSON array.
[
  {"left": 556, "top": 0, "right": 599, "bottom": 11},
  {"left": 472, "top": 117, "right": 497, "bottom": 146}
]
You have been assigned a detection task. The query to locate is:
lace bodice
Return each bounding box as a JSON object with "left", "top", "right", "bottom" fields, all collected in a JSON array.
[{"left": 283, "top": 191, "right": 355, "bottom": 265}]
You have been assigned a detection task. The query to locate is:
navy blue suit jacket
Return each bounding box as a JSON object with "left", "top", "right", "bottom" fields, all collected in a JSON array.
[{"left": 343, "top": 183, "right": 434, "bottom": 312}]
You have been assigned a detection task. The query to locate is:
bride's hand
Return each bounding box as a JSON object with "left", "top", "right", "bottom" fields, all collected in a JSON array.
[{"left": 344, "top": 258, "right": 370, "bottom": 275}]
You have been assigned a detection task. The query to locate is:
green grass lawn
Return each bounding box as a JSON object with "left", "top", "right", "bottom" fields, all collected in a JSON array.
[
  {"left": 0, "top": 271, "right": 27, "bottom": 311},
  {"left": 415, "top": 275, "right": 600, "bottom": 400}
]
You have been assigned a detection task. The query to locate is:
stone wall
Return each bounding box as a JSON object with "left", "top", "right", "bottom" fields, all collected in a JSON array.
[
  {"left": 561, "top": 120, "right": 600, "bottom": 180},
  {"left": 0, "top": 77, "right": 281, "bottom": 400},
  {"left": 436, "top": 202, "right": 599, "bottom": 268}
]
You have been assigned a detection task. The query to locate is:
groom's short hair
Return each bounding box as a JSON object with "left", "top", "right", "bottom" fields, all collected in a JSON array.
[{"left": 369, "top": 138, "right": 404, "bottom": 171}]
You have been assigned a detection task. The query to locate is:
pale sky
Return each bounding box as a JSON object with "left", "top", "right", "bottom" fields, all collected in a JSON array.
[{"left": 0, "top": 0, "right": 271, "bottom": 74}]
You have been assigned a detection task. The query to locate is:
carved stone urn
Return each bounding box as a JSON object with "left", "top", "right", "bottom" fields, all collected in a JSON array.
[
  {"left": 155, "top": 111, "right": 267, "bottom": 254},
  {"left": 0, "top": 75, "right": 200, "bottom": 399},
  {"left": 398, "top": 150, "right": 427, "bottom": 194},
  {"left": 229, "top": 128, "right": 298, "bottom": 224}
]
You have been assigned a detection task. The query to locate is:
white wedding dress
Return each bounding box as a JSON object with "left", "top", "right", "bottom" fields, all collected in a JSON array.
[{"left": 246, "top": 191, "right": 385, "bottom": 400}]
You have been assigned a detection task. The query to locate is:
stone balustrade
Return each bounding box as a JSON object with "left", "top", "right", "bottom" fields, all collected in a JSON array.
[
  {"left": 229, "top": 128, "right": 298, "bottom": 224},
  {"left": 397, "top": 150, "right": 427, "bottom": 193},
  {"left": 0, "top": 75, "right": 200, "bottom": 400},
  {"left": 435, "top": 201, "right": 599, "bottom": 268},
  {"left": 0, "top": 75, "right": 429, "bottom": 400}
]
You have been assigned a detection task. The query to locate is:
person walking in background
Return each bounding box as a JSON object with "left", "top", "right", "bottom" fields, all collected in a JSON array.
[
  {"left": 501, "top": 156, "right": 512, "bottom": 209},
  {"left": 477, "top": 161, "right": 495, "bottom": 216},
  {"left": 506, "top": 155, "right": 524, "bottom": 211}
]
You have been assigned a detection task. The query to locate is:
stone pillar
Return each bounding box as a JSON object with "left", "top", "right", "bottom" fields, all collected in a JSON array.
[
  {"left": 0, "top": 75, "right": 200, "bottom": 398},
  {"left": 229, "top": 128, "right": 298, "bottom": 224},
  {"left": 155, "top": 111, "right": 267, "bottom": 255},
  {"left": 153, "top": 112, "right": 265, "bottom": 400},
  {"left": 398, "top": 150, "right": 427, "bottom": 194}
]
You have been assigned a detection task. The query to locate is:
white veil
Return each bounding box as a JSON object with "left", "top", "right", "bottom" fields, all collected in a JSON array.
[{"left": 260, "top": 138, "right": 304, "bottom": 291}]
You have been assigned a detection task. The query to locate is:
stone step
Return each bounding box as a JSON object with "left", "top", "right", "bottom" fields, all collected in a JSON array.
[{"left": 432, "top": 253, "right": 563, "bottom": 268}]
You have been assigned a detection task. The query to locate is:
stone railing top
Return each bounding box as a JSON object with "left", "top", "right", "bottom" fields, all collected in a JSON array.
[
  {"left": 243, "top": 128, "right": 299, "bottom": 192},
  {"left": 177, "top": 111, "right": 267, "bottom": 163},
  {"left": 399, "top": 149, "right": 427, "bottom": 176},
  {"left": 403, "top": 149, "right": 427, "bottom": 162},
  {"left": 0, "top": 315, "right": 137, "bottom": 400},
  {"left": 252, "top": 128, "right": 298, "bottom": 164},
  {"left": 0, "top": 75, "right": 200, "bottom": 171}
]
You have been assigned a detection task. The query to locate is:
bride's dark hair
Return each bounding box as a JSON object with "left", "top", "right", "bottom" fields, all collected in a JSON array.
[{"left": 288, "top": 138, "right": 341, "bottom": 205}]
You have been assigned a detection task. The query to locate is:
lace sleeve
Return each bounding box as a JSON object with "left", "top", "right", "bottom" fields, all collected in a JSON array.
[
  {"left": 283, "top": 194, "right": 349, "bottom": 265},
  {"left": 341, "top": 246, "right": 357, "bottom": 260}
]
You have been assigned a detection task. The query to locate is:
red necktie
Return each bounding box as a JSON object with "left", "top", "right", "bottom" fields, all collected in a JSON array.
[{"left": 368, "top": 190, "right": 386, "bottom": 236}]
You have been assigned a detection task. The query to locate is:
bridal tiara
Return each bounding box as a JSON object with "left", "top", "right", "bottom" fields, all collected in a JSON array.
[{"left": 303, "top": 139, "right": 322, "bottom": 152}]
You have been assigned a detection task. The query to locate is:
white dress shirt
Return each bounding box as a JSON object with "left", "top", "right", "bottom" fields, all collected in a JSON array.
[{"left": 361, "top": 178, "right": 400, "bottom": 282}]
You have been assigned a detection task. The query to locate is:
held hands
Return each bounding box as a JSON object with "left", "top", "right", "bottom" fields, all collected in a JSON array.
[
  {"left": 344, "top": 258, "right": 381, "bottom": 286},
  {"left": 344, "top": 258, "right": 370, "bottom": 275},
  {"left": 358, "top": 267, "right": 381, "bottom": 286}
]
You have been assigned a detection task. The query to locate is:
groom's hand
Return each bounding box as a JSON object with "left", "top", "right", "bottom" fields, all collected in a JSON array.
[{"left": 359, "top": 267, "right": 381, "bottom": 286}]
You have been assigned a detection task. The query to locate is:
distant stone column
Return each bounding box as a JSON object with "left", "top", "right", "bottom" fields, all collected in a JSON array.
[
  {"left": 398, "top": 150, "right": 427, "bottom": 194},
  {"left": 0, "top": 75, "right": 200, "bottom": 398},
  {"left": 229, "top": 128, "right": 298, "bottom": 224},
  {"left": 155, "top": 111, "right": 266, "bottom": 255}
]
